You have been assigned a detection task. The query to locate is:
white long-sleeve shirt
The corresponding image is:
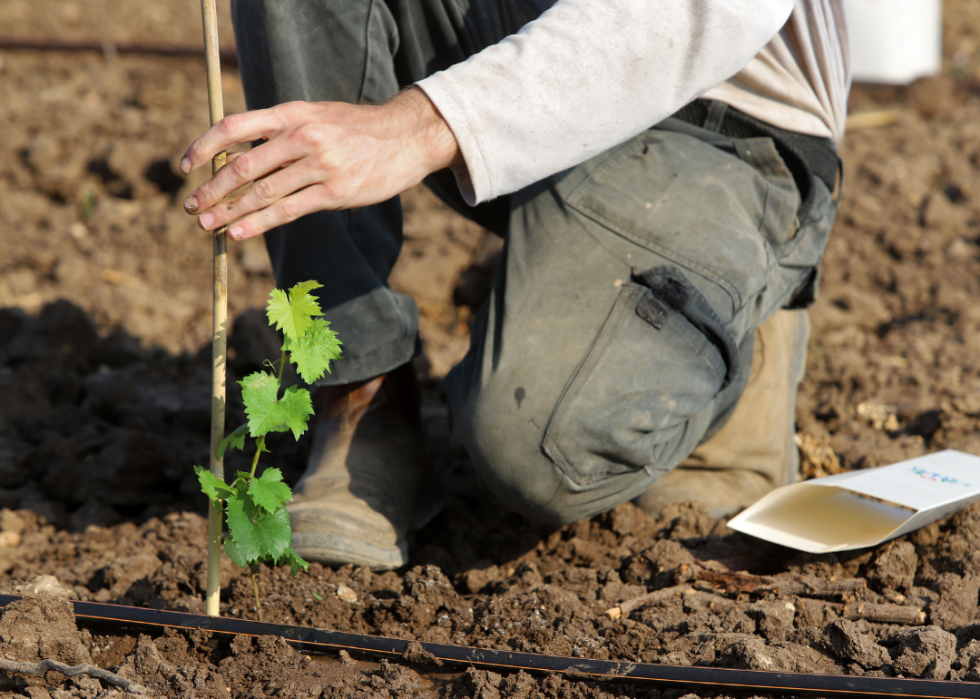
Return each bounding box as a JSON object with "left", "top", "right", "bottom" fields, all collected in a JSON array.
[{"left": 417, "top": 0, "right": 849, "bottom": 206}]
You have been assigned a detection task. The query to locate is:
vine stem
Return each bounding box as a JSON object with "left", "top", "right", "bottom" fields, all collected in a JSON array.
[
  {"left": 249, "top": 436, "right": 266, "bottom": 478},
  {"left": 201, "top": 0, "right": 228, "bottom": 619},
  {"left": 277, "top": 348, "right": 287, "bottom": 384}
]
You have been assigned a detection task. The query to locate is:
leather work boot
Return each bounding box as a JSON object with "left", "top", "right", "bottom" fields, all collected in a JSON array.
[
  {"left": 634, "top": 309, "right": 810, "bottom": 518},
  {"left": 287, "top": 362, "right": 435, "bottom": 570}
]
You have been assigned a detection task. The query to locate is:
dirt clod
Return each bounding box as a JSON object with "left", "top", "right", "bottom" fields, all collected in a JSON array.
[
  {"left": 866, "top": 541, "right": 917, "bottom": 593},
  {"left": 824, "top": 618, "right": 889, "bottom": 669},
  {"left": 0, "top": 596, "right": 90, "bottom": 665},
  {"left": 402, "top": 640, "right": 444, "bottom": 667},
  {"left": 928, "top": 574, "right": 980, "bottom": 631},
  {"left": 892, "top": 625, "right": 957, "bottom": 679}
]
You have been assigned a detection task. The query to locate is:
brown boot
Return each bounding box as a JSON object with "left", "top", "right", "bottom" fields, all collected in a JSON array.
[
  {"left": 634, "top": 309, "right": 810, "bottom": 518},
  {"left": 287, "top": 363, "right": 434, "bottom": 570}
]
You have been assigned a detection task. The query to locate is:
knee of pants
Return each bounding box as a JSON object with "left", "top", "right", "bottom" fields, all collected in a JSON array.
[
  {"left": 450, "top": 392, "right": 581, "bottom": 527},
  {"left": 447, "top": 288, "right": 730, "bottom": 526},
  {"left": 452, "top": 373, "right": 719, "bottom": 527}
]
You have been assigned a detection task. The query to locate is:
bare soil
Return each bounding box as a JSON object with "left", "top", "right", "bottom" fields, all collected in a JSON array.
[{"left": 3, "top": 1, "right": 980, "bottom": 697}]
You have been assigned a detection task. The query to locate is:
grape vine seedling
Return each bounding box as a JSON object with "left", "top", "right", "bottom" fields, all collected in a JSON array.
[{"left": 195, "top": 281, "right": 341, "bottom": 605}]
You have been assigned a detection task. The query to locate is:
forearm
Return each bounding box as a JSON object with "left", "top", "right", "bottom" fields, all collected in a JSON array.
[{"left": 383, "top": 87, "right": 463, "bottom": 182}]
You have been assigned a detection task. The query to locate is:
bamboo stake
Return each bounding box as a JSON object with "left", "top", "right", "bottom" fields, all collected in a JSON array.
[{"left": 200, "top": 0, "right": 228, "bottom": 619}]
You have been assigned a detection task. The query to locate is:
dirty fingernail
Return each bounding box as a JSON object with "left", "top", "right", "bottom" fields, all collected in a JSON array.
[
  {"left": 229, "top": 226, "right": 243, "bottom": 240},
  {"left": 179, "top": 157, "right": 191, "bottom": 174},
  {"left": 200, "top": 212, "right": 214, "bottom": 229},
  {"left": 184, "top": 196, "right": 199, "bottom": 214}
]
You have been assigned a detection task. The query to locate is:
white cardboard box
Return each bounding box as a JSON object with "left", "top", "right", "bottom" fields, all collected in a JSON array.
[
  {"left": 728, "top": 450, "right": 980, "bottom": 553},
  {"left": 844, "top": 0, "right": 943, "bottom": 84}
]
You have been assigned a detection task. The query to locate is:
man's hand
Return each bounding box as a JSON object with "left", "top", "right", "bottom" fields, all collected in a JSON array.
[{"left": 180, "top": 87, "right": 462, "bottom": 240}]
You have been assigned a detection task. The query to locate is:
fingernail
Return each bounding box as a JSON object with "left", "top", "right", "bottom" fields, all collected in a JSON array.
[
  {"left": 229, "top": 226, "right": 243, "bottom": 240},
  {"left": 184, "top": 196, "right": 198, "bottom": 214},
  {"left": 200, "top": 212, "right": 214, "bottom": 229},
  {"left": 179, "top": 157, "right": 191, "bottom": 174}
]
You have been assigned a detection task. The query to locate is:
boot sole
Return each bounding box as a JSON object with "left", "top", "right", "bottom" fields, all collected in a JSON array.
[{"left": 292, "top": 532, "right": 408, "bottom": 571}]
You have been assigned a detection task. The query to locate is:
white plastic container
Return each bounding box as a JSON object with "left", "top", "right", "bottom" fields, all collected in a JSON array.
[{"left": 844, "top": 0, "right": 943, "bottom": 84}]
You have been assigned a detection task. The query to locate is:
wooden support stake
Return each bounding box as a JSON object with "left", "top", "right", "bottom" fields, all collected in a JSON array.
[{"left": 200, "top": 0, "right": 228, "bottom": 619}]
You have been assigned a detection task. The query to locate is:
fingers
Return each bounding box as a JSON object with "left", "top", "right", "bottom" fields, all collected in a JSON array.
[
  {"left": 223, "top": 184, "right": 334, "bottom": 241},
  {"left": 179, "top": 96, "right": 439, "bottom": 241},
  {"left": 184, "top": 136, "right": 306, "bottom": 217},
  {"left": 195, "top": 157, "right": 325, "bottom": 232},
  {"left": 179, "top": 104, "right": 295, "bottom": 176}
]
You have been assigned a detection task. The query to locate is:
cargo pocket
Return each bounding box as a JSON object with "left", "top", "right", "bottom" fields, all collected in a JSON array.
[
  {"left": 566, "top": 130, "right": 773, "bottom": 324},
  {"left": 541, "top": 280, "right": 727, "bottom": 488}
]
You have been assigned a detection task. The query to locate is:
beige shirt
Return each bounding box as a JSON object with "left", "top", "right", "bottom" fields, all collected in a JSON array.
[
  {"left": 704, "top": 0, "right": 850, "bottom": 145},
  {"left": 418, "top": 0, "right": 850, "bottom": 205}
]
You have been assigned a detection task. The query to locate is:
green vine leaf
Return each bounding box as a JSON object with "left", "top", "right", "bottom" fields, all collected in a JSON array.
[
  {"left": 266, "top": 280, "right": 323, "bottom": 342},
  {"left": 277, "top": 385, "right": 315, "bottom": 439},
  {"left": 241, "top": 373, "right": 314, "bottom": 439},
  {"left": 224, "top": 492, "right": 259, "bottom": 561},
  {"left": 240, "top": 371, "right": 280, "bottom": 437},
  {"left": 226, "top": 489, "right": 292, "bottom": 564},
  {"left": 286, "top": 318, "right": 342, "bottom": 384},
  {"left": 248, "top": 467, "right": 293, "bottom": 513},
  {"left": 279, "top": 546, "right": 309, "bottom": 575},
  {"left": 223, "top": 534, "right": 247, "bottom": 568},
  {"left": 194, "top": 465, "right": 234, "bottom": 507},
  {"left": 217, "top": 424, "right": 249, "bottom": 458}
]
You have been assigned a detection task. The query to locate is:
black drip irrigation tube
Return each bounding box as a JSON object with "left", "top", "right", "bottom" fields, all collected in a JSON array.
[{"left": 1, "top": 594, "right": 977, "bottom": 699}]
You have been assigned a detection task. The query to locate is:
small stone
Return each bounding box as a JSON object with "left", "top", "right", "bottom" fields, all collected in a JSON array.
[
  {"left": 856, "top": 402, "right": 899, "bottom": 431},
  {"left": 0, "top": 509, "right": 25, "bottom": 535},
  {"left": 0, "top": 531, "right": 21, "bottom": 548},
  {"left": 336, "top": 584, "right": 358, "bottom": 603},
  {"left": 13, "top": 575, "right": 76, "bottom": 600}
]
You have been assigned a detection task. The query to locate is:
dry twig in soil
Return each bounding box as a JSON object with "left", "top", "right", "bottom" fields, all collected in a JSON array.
[
  {"left": 677, "top": 561, "right": 866, "bottom": 597},
  {"left": 605, "top": 584, "right": 693, "bottom": 618},
  {"left": 795, "top": 598, "right": 925, "bottom": 625},
  {"left": 0, "top": 658, "right": 146, "bottom": 694},
  {"left": 606, "top": 584, "right": 739, "bottom": 618}
]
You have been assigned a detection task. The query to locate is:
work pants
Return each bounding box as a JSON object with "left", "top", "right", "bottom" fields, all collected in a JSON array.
[{"left": 231, "top": 0, "right": 838, "bottom": 525}]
